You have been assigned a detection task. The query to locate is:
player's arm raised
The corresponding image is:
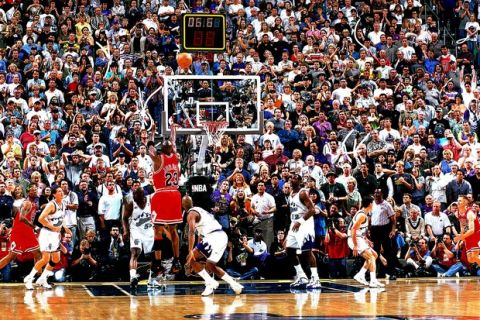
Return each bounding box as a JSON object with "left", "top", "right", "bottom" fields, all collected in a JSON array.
[{"left": 38, "top": 202, "right": 60, "bottom": 233}]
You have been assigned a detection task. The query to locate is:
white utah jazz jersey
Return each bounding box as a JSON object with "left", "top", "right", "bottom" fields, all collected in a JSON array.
[
  {"left": 130, "top": 197, "right": 153, "bottom": 232},
  {"left": 48, "top": 200, "right": 65, "bottom": 228},
  {"left": 190, "top": 206, "right": 223, "bottom": 237},
  {"left": 289, "top": 188, "right": 310, "bottom": 222},
  {"left": 347, "top": 211, "right": 369, "bottom": 238}
]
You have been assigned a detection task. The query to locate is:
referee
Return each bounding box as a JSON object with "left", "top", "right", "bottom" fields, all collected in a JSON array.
[{"left": 371, "top": 188, "right": 397, "bottom": 279}]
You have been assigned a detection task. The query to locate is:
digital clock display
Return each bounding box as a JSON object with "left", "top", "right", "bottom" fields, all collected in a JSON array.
[{"left": 182, "top": 13, "right": 226, "bottom": 52}]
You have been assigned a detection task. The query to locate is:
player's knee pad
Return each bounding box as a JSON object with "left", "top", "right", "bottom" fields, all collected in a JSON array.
[{"left": 48, "top": 260, "right": 56, "bottom": 267}]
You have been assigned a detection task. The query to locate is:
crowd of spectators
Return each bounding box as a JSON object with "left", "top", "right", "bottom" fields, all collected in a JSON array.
[{"left": 1, "top": 0, "right": 480, "bottom": 283}]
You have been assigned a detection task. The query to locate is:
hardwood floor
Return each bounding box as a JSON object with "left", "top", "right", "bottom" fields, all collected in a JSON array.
[{"left": 1, "top": 278, "right": 479, "bottom": 319}]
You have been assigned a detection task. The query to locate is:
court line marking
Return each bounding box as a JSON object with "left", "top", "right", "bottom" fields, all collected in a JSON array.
[
  {"left": 113, "top": 284, "right": 132, "bottom": 297},
  {"left": 83, "top": 285, "right": 94, "bottom": 297}
]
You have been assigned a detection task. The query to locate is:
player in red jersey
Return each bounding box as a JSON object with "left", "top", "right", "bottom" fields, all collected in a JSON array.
[
  {"left": 0, "top": 184, "right": 42, "bottom": 270},
  {"left": 455, "top": 195, "right": 480, "bottom": 265},
  {"left": 149, "top": 125, "right": 182, "bottom": 275}
]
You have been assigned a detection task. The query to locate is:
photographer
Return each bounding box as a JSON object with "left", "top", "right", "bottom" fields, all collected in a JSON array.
[
  {"left": 225, "top": 233, "right": 259, "bottom": 280},
  {"left": 404, "top": 239, "right": 433, "bottom": 277},
  {"left": 431, "top": 234, "right": 467, "bottom": 277},
  {"left": 324, "top": 218, "right": 349, "bottom": 278},
  {"left": 70, "top": 239, "right": 98, "bottom": 281},
  {"left": 0, "top": 222, "right": 11, "bottom": 282}
]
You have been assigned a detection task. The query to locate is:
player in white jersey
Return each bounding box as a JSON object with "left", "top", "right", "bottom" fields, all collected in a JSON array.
[
  {"left": 286, "top": 174, "right": 320, "bottom": 289},
  {"left": 24, "top": 187, "right": 71, "bottom": 290},
  {"left": 347, "top": 195, "right": 384, "bottom": 288},
  {"left": 182, "top": 196, "right": 243, "bottom": 296},
  {"left": 122, "top": 187, "right": 155, "bottom": 290}
]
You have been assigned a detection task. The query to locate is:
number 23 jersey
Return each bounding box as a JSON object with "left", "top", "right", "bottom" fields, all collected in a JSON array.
[{"left": 153, "top": 153, "right": 180, "bottom": 190}]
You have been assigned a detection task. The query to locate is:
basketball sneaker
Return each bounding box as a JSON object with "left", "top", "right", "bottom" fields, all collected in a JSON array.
[
  {"left": 35, "top": 276, "right": 52, "bottom": 289},
  {"left": 353, "top": 273, "right": 369, "bottom": 286},
  {"left": 24, "top": 274, "right": 34, "bottom": 290},
  {"left": 369, "top": 280, "right": 385, "bottom": 288},
  {"left": 290, "top": 276, "right": 308, "bottom": 289},
  {"left": 130, "top": 274, "right": 139, "bottom": 290},
  {"left": 201, "top": 280, "right": 219, "bottom": 296},
  {"left": 230, "top": 282, "right": 244, "bottom": 295},
  {"left": 171, "top": 258, "right": 182, "bottom": 274},
  {"left": 306, "top": 278, "right": 321, "bottom": 289}
]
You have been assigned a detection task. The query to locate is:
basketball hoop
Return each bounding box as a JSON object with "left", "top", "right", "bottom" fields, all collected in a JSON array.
[{"left": 200, "top": 120, "right": 228, "bottom": 146}]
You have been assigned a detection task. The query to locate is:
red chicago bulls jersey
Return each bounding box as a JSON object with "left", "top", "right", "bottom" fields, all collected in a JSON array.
[
  {"left": 10, "top": 199, "right": 40, "bottom": 254},
  {"left": 153, "top": 153, "right": 180, "bottom": 190},
  {"left": 465, "top": 216, "right": 480, "bottom": 253}
]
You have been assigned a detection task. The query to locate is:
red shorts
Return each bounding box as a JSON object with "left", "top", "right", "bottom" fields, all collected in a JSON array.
[
  {"left": 10, "top": 231, "right": 39, "bottom": 255},
  {"left": 151, "top": 189, "right": 183, "bottom": 224},
  {"left": 464, "top": 231, "right": 480, "bottom": 253}
]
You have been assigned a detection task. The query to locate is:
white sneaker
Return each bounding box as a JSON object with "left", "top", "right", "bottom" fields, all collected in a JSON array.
[
  {"left": 231, "top": 282, "right": 244, "bottom": 295},
  {"left": 35, "top": 276, "right": 52, "bottom": 289},
  {"left": 290, "top": 276, "right": 309, "bottom": 288},
  {"left": 437, "top": 273, "right": 445, "bottom": 278},
  {"left": 369, "top": 280, "right": 385, "bottom": 288},
  {"left": 147, "top": 278, "right": 163, "bottom": 288},
  {"left": 24, "top": 275, "right": 34, "bottom": 290},
  {"left": 201, "top": 280, "right": 219, "bottom": 296},
  {"left": 353, "top": 273, "right": 369, "bottom": 286},
  {"left": 306, "top": 278, "right": 321, "bottom": 289}
]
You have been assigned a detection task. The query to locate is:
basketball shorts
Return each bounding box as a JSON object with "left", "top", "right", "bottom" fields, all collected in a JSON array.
[
  {"left": 196, "top": 230, "right": 227, "bottom": 264},
  {"left": 286, "top": 221, "right": 315, "bottom": 251},
  {"left": 348, "top": 237, "right": 370, "bottom": 254},
  {"left": 130, "top": 227, "right": 155, "bottom": 254},
  {"left": 152, "top": 189, "right": 183, "bottom": 224},
  {"left": 10, "top": 230, "right": 39, "bottom": 255},
  {"left": 38, "top": 228, "right": 61, "bottom": 252},
  {"left": 464, "top": 232, "right": 480, "bottom": 254}
]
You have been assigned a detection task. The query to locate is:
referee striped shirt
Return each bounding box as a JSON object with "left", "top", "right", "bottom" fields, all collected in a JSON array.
[{"left": 371, "top": 200, "right": 395, "bottom": 226}]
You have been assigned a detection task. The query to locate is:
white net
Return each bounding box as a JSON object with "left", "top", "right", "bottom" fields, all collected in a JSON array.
[{"left": 200, "top": 121, "right": 228, "bottom": 146}]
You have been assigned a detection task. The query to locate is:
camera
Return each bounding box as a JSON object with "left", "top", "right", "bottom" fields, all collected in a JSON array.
[
  {"left": 409, "top": 240, "right": 418, "bottom": 247},
  {"left": 327, "top": 218, "right": 336, "bottom": 231},
  {"left": 436, "top": 236, "right": 443, "bottom": 244},
  {"left": 83, "top": 247, "right": 91, "bottom": 255}
]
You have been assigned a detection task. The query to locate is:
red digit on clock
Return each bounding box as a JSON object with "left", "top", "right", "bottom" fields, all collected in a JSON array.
[
  {"left": 205, "top": 31, "right": 215, "bottom": 47},
  {"left": 193, "top": 31, "right": 204, "bottom": 47}
]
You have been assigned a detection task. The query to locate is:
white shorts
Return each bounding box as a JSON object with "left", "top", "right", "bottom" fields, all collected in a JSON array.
[
  {"left": 286, "top": 221, "right": 315, "bottom": 251},
  {"left": 347, "top": 237, "right": 370, "bottom": 255},
  {"left": 130, "top": 228, "right": 155, "bottom": 254},
  {"left": 196, "top": 231, "right": 228, "bottom": 263},
  {"left": 38, "top": 228, "right": 61, "bottom": 252}
]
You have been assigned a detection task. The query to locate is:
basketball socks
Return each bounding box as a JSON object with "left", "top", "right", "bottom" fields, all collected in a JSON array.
[
  {"left": 294, "top": 264, "right": 306, "bottom": 278},
  {"left": 130, "top": 269, "right": 137, "bottom": 280},
  {"left": 26, "top": 267, "right": 39, "bottom": 280},
  {"left": 357, "top": 267, "right": 367, "bottom": 277},
  {"left": 370, "top": 272, "right": 377, "bottom": 282},
  {"left": 221, "top": 273, "right": 238, "bottom": 287},
  {"left": 198, "top": 269, "right": 214, "bottom": 284},
  {"left": 310, "top": 267, "right": 319, "bottom": 280}
]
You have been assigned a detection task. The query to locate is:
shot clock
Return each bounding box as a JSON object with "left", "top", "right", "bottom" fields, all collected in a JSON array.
[{"left": 182, "top": 13, "right": 226, "bottom": 52}]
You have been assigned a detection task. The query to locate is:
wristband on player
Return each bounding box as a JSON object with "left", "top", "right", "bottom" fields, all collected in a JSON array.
[{"left": 297, "top": 217, "right": 306, "bottom": 225}]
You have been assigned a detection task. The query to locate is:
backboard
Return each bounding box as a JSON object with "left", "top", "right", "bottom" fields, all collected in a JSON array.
[{"left": 161, "top": 75, "right": 263, "bottom": 135}]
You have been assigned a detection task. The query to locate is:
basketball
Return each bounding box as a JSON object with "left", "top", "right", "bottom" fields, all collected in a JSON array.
[{"left": 177, "top": 52, "right": 193, "bottom": 69}]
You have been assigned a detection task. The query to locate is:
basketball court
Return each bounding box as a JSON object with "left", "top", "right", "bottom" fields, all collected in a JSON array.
[{"left": 1, "top": 278, "right": 479, "bottom": 319}]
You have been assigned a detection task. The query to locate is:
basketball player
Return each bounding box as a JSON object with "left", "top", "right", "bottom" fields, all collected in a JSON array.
[
  {"left": 455, "top": 195, "right": 480, "bottom": 265},
  {"left": 24, "top": 187, "right": 70, "bottom": 289},
  {"left": 149, "top": 127, "right": 183, "bottom": 274},
  {"left": 123, "top": 187, "right": 155, "bottom": 290},
  {"left": 0, "top": 184, "right": 41, "bottom": 270},
  {"left": 286, "top": 174, "right": 321, "bottom": 289},
  {"left": 183, "top": 196, "right": 243, "bottom": 296},
  {"left": 348, "top": 196, "right": 385, "bottom": 288}
]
